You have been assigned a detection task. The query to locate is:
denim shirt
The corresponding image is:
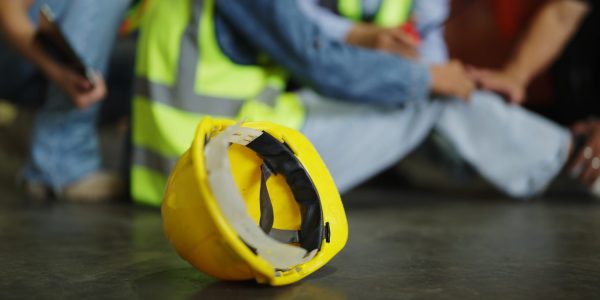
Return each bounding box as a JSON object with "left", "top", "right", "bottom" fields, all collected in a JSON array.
[{"left": 215, "top": 0, "right": 431, "bottom": 106}]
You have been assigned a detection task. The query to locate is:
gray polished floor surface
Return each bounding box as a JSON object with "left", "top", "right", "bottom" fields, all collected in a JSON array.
[{"left": 2, "top": 184, "right": 600, "bottom": 300}]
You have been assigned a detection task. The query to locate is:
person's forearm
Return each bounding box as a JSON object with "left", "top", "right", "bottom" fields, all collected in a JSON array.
[
  {"left": 296, "top": 0, "right": 380, "bottom": 48},
  {"left": 0, "top": 0, "right": 61, "bottom": 79},
  {"left": 504, "top": 0, "right": 590, "bottom": 86},
  {"left": 216, "top": 0, "right": 431, "bottom": 106},
  {"left": 345, "top": 23, "right": 382, "bottom": 47}
]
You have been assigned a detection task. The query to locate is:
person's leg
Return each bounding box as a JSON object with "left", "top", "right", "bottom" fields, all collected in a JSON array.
[
  {"left": 22, "top": 0, "right": 129, "bottom": 193},
  {"left": 434, "top": 90, "right": 572, "bottom": 198},
  {"left": 298, "top": 89, "right": 443, "bottom": 193}
]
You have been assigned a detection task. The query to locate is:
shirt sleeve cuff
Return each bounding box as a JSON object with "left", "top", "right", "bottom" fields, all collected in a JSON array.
[
  {"left": 407, "top": 62, "right": 432, "bottom": 103},
  {"left": 297, "top": 0, "right": 355, "bottom": 41},
  {"left": 325, "top": 18, "right": 354, "bottom": 41}
]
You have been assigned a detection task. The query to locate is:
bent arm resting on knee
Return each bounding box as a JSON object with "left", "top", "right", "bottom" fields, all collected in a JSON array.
[
  {"left": 469, "top": 0, "right": 590, "bottom": 104},
  {"left": 503, "top": 0, "right": 590, "bottom": 88},
  {"left": 299, "top": 0, "right": 421, "bottom": 60},
  {"left": 215, "top": 0, "right": 430, "bottom": 106},
  {"left": 0, "top": 0, "right": 61, "bottom": 82},
  {"left": 0, "top": 0, "right": 106, "bottom": 109}
]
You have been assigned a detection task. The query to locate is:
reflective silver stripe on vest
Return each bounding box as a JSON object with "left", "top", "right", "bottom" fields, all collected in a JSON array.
[
  {"left": 255, "top": 85, "right": 281, "bottom": 107},
  {"left": 135, "top": 0, "right": 280, "bottom": 117},
  {"left": 135, "top": 77, "right": 245, "bottom": 116},
  {"left": 180, "top": 0, "right": 202, "bottom": 94},
  {"left": 133, "top": 146, "right": 179, "bottom": 176}
]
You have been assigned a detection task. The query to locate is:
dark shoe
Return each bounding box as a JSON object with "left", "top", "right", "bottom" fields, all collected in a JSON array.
[{"left": 23, "top": 180, "right": 54, "bottom": 201}]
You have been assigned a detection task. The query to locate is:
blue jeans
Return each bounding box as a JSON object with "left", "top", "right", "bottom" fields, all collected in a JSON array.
[
  {"left": 0, "top": 0, "right": 129, "bottom": 191},
  {"left": 300, "top": 89, "right": 571, "bottom": 198}
]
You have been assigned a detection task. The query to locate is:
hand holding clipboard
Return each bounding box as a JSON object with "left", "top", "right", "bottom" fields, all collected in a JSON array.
[{"left": 34, "top": 5, "right": 106, "bottom": 108}]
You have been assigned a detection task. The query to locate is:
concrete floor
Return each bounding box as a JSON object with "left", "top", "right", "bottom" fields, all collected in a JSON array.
[{"left": 2, "top": 184, "right": 600, "bottom": 300}]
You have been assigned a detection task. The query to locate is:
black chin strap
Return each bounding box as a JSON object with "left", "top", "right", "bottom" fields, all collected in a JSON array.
[
  {"left": 259, "top": 163, "right": 274, "bottom": 233},
  {"left": 246, "top": 132, "right": 325, "bottom": 252}
]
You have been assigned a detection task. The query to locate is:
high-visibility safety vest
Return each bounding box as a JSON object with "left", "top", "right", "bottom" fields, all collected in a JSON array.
[
  {"left": 319, "top": 0, "right": 413, "bottom": 27},
  {"left": 132, "top": 0, "right": 305, "bottom": 206}
]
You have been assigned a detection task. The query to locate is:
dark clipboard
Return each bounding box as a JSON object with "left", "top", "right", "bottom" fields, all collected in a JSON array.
[{"left": 34, "top": 5, "right": 96, "bottom": 86}]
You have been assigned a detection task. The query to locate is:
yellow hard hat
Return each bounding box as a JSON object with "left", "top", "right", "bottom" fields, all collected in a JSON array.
[{"left": 162, "top": 117, "right": 348, "bottom": 286}]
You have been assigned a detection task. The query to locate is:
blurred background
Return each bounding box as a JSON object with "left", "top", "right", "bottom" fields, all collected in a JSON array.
[{"left": 0, "top": 0, "right": 577, "bottom": 195}]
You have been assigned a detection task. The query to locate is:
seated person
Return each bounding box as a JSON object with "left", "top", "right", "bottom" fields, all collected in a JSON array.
[
  {"left": 467, "top": 0, "right": 599, "bottom": 190},
  {"left": 130, "top": 0, "right": 584, "bottom": 206},
  {"left": 0, "top": 0, "right": 129, "bottom": 201}
]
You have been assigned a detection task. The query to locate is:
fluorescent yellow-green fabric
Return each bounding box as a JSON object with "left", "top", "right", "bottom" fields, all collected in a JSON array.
[
  {"left": 132, "top": 166, "right": 168, "bottom": 206},
  {"left": 131, "top": 102, "right": 304, "bottom": 205},
  {"left": 133, "top": 0, "right": 195, "bottom": 205},
  {"left": 338, "top": 0, "right": 362, "bottom": 21},
  {"left": 132, "top": 96, "right": 202, "bottom": 206},
  {"left": 337, "top": 0, "right": 412, "bottom": 27},
  {"left": 135, "top": 0, "right": 188, "bottom": 85},
  {"left": 374, "top": 0, "right": 412, "bottom": 27},
  {"left": 133, "top": 96, "right": 205, "bottom": 157},
  {"left": 132, "top": 0, "right": 306, "bottom": 206},
  {"left": 238, "top": 93, "right": 305, "bottom": 131},
  {"left": 197, "top": 0, "right": 267, "bottom": 97}
]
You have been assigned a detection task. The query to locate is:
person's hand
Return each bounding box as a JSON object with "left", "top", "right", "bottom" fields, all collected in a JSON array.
[
  {"left": 47, "top": 66, "right": 107, "bottom": 110},
  {"left": 346, "top": 23, "right": 420, "bottom": 59},
  {"left": 569, "top": 120, "right": 600, "bottom": 186},
  {"left": 467, "top": 67, "right": 526, "bottom": 105},
  {"left": 430, "top": 60, "right": 475, "bottom": 102},
  {"left": 374, "top": 26, "right": 420, "bottom": 59}
]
